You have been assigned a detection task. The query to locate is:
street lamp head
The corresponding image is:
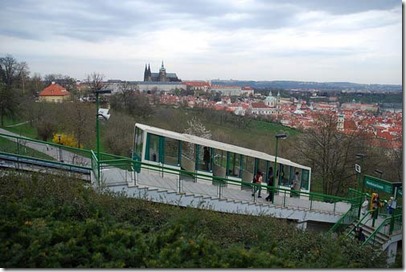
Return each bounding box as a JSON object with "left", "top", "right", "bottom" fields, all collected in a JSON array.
[
  {"left": 374, "top": 169, "right": 383, "bottom": 175},
  {"left": 94, "top": 89, "right": 112, "bottom": 94},
  {"left": 356, "top": 153, "right": 365, "bottom": 159},
  {"left": 98, "top": 108, "right": 111, "bottom": 120},
  {"left": 275, "top": 133, "right": 287, "bottom": 139}
]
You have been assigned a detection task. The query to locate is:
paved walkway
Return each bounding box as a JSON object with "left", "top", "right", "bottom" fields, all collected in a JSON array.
[
  {"left": 0, "top": 128, "right": 91, "bottom": 167},
  {"left": 100, "top": 165, "right": 351, "bottom": 216}
]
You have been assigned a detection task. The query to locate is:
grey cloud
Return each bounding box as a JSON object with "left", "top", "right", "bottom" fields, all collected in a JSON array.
[
  {"left": 259, "top": 0, "right": 399, "bottom": 15},
  {"left": 0, "top": 0, "right": 401, "bottom": 42}
]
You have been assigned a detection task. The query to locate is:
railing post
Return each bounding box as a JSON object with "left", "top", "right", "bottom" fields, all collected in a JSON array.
[
  {"left": 217, "top": 181, "right": 223, "bottom": 199},
  {"left": 389, "top": 213, "right": 395, "bottom": 235},
  {"left": 283, "top": 190, "right": 286, "bottom": 207},
  {"left": 309, "top": 196, "right": 313, "bottom": 211},
  {"left": 177, "top": 174, "right": 182, "bottom": 193}
]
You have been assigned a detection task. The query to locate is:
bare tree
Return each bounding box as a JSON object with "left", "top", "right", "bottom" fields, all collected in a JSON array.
[
  {"left": 0, "top": 54, "right": 29, "bottom": 126},
  {"left": 63, "top": 102, "right": 95, "bottom": 148},
  {"left": 110, "top": 82, "right": 154, "bottom": 118},
  {"left": 86, "top": 72, "right": 105, "bottom": 94},
  {"left": 103, "top": 111, "right": 134, "bottom": 156},
  {"left": 295, "top": 113, "right": 368, "bottom": 196}
]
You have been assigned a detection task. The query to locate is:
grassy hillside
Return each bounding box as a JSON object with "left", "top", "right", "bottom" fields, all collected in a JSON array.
[{"left": 0, "top": 171, "right": 388, "bottom": 268}]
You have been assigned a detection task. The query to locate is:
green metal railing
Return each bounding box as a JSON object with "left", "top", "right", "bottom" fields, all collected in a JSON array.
[
  {"left": 344, "top": 210, "right": 374, "bottom": 238},
  {"left": 329, "top": 204, "right": 359, "bottom": 233},
  {"left": 362, "top": 211, "right": 403, "bottom": 247},
  {"left": 0, "top": 132, "right": 92, "bottom": 165},
  {"left": 327, "top": 188, "right": 367, "bottom": 233},
  {"left": 93, "top": 155, "right": 353, "bottom": 214},
  {"left": 0, "top": 132, "right": 360, "bottom": 214}
]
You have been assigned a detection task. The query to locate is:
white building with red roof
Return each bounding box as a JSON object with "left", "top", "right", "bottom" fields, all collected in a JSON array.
[
  {"left": 183, "top": 81, "right": 211, "bottom": 92},
  {"left": 39, "top": 82, "right": 71, "bottom": 103}
]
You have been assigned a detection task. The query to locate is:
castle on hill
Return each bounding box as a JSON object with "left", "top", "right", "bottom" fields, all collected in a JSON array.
[{"left": 143, "top": 61, "right": 181, "bottom": 82}]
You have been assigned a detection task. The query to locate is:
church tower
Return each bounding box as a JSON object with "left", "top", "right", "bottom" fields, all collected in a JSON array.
[
  {"left": 158, "top": 61, "right": 167, "bottom": 82},
  {"left": 147, "top": 64, "right": 151, "bottom": 81},
  {"left": 144, "top": 63, "right": 152, "bottom": 81},
  {"left": 264, "top": 91, "right": 276, "bottom": 107},
  {"left": 143, "top": 64, "right": 148, "bottom": 81}
]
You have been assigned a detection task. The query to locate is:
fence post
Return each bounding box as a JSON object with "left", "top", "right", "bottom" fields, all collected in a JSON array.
[
  {"left": 283, "top": 190, "right": 286, "bottom": 207},
  {"left": 217, "top": 182, "right": 223, "bottom": 199},
  {"left": 177, "top": 175, "right": 182, "bottom": 193},
  {"left": 309, "top": 196, "right": 313, "bottom": 211}
]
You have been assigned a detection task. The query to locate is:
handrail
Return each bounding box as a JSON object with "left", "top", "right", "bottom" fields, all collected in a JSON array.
[
  {"left": 0, "top": 150, "right": 90, "bottom": 171},
  {"left": 328, "top": 206, "right": 355, "bottom": 233},
  {"left": 344, "top": 210, "right": 373, "bottom": 238},
  {"left": 328, "top": 203, "right": 363, "bottom": 234},
  {"left": 362, "top": 213, "right": 403, "bottom": 247}
]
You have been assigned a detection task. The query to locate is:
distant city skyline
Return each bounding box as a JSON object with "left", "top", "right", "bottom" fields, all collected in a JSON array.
[{"left": 0, "top": 0, "right": 402, "bottom": 85}]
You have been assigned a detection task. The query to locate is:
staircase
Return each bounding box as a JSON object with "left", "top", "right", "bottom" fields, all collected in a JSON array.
[
  {"left": 95, "top": 166, "right": 351, "bottom": 225},
  {"left": 344, "top": 213, "right": 402, "bottom": 266}
]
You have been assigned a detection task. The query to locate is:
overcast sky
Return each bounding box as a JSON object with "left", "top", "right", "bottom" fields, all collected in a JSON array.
[{"left": 0, "top": 0, "right": 402, "bottom": 84}]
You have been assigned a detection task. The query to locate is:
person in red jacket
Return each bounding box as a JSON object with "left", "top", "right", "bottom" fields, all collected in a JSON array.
[{"left": 252, "top": 171, "right": 263, "bottom": 198}]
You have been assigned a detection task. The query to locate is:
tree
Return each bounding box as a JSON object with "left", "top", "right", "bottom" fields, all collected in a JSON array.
[
  {"left": 103, "top": 111, "right": 135, "bottom": 156},
  {"left": 63, "top": 102, "right": 95, "bottom": 148},
  {"left": 184, "top": 117, "right": 212, "bottom": 139},
  {"left": 295, "top": 113, "right": 368, "bottom": 196},
  {"left": 26, "top": 73, "right": 44, "bottom": 98},
  {"left": 110, "top": 82, "right": 154, "bottom": 119},
  {"left": 86, "top": 72, "right": 105, "bottom": 95},
  {"left": 0, "top": 54, "right": 29, "bottom": 126},
  {"left": 30, "top": 102, "right": 59, "bottom": 141}
]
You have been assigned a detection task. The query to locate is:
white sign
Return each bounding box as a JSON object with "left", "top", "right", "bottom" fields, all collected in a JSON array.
[{"left": 355, "top": 164, "right": 361, "bottom": 173}]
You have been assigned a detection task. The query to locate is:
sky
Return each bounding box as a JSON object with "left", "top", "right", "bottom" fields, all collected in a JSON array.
[{"left": 0, "top": 0, "right": 402, "bottom": 84}]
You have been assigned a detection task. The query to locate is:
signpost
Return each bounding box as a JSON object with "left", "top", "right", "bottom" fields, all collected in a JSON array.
[{"left": 355, "top": 164, "right": 361, "bottom": 173}]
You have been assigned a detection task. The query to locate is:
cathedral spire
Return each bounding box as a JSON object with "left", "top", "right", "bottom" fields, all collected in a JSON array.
[{"left": 144, "top": 64, "right": 148, "bottom": 81}]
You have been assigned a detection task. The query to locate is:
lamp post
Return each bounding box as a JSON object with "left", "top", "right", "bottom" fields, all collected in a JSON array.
[
  {"left": 58, "top": 134, "right": 63, "bottom": 162},
  {"left": 272, "top": 133, "right": 287, "bottom": 203},
  {"left": 356, "top": 153, "right": 365, "bottom": 192},
  {"left": 356, "top": 153, "right": 365, "bottom": 219},
  {"left": 94, "top": 89, "right": 111, "bottom": 184}
]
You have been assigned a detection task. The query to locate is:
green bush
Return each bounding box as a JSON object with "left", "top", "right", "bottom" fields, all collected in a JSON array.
[{"left": 0, "top": 171, "right": 388, "bottom": 268}]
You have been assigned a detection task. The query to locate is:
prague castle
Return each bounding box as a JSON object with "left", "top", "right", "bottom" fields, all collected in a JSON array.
[{"left": 144, "top": 61, "right": 181, "bottom": 82}]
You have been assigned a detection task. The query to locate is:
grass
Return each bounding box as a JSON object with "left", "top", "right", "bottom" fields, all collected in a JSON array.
[
  {"left": 0, "top": 136, "right": 55, "bottom": 161},
  {"left": 0, "top": 116, "right": 37, "bottom": 138}
]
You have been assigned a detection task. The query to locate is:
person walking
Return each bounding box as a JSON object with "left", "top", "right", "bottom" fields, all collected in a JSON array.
[
  {"left": 290, "top": 171, "right": 300, "bottom": 197},
  {"left": 355, "top": 227, "right": 366, "bottom": 242},
  {"left": 252, "top": 170, "right": 263, "bottom": 198},
  {"left": 265, "top": 167, "right": 274, "bottom": 202},
  {"left": 371, "top": 193, "right": 380, "bottom": 219},
  {"left": 203, "top": 147, "right": 210, "bottom": 171},
  {"left": 360, "top": 196, "right": 369, "bottom": 219},
  {"left": 387, "top": 197, "right": 396, "bottom": 215}
]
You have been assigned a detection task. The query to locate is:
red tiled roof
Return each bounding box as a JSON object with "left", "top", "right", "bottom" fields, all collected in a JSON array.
[
  {"left": 241, "top": 86, "right": 254, "bottom": 90},
  {"left": 183, "top": 81, "right": 211, "bottom": 87},
  {"left": 40, "top": 83, "right": 70, "bottom": 97},
  {"left": 251, "top": 102, "right": 269, "bottom": 108}
]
